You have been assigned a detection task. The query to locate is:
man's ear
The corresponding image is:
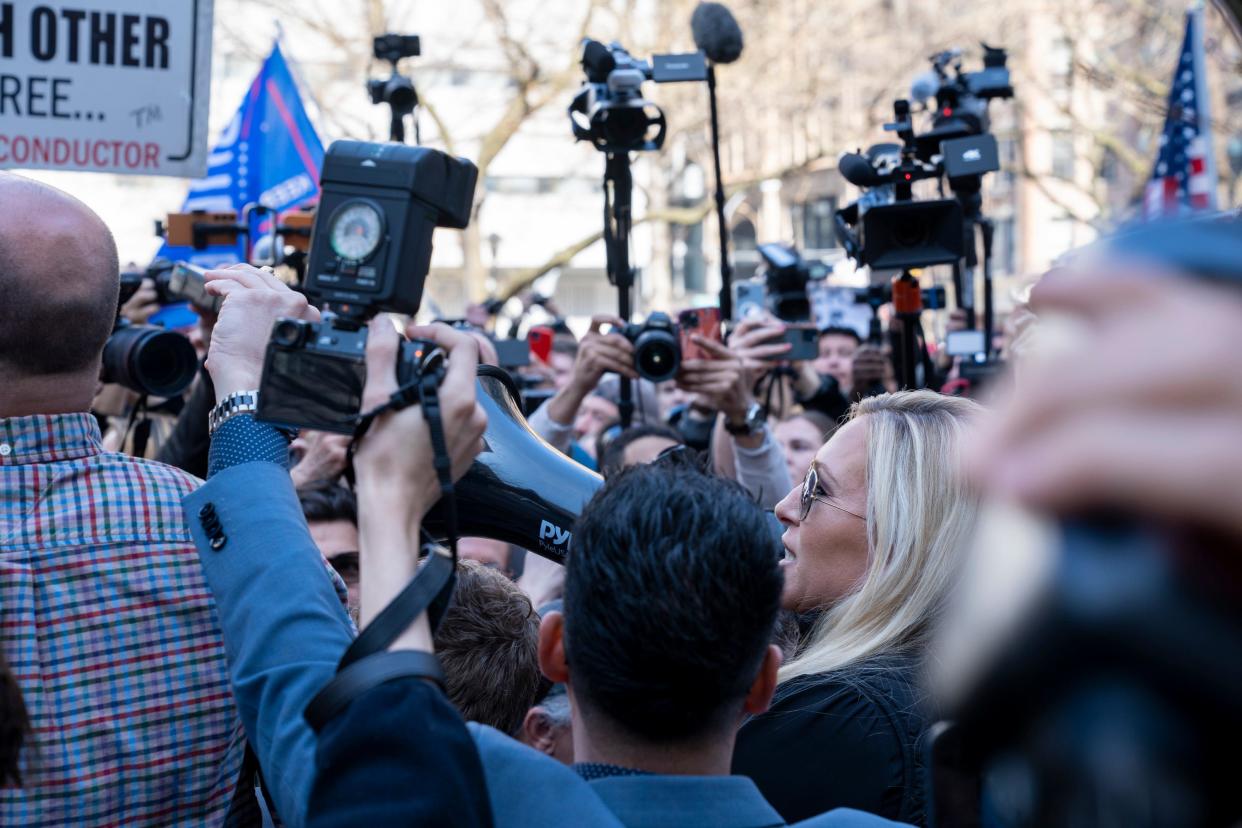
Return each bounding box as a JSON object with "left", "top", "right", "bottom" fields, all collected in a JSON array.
[
  {"left": 538, "top": 611, "right": 569, "bottom": 685},
  {"left": 744, "top": 644, "right": 782, "bottom": 716},
  {"left": 522, "top": 707, "right": 555, "bottom": 754}
]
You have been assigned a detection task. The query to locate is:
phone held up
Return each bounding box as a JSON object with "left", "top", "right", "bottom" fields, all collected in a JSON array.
[{"left": 677, "top": 307, "right": 722, "bottom": 361}]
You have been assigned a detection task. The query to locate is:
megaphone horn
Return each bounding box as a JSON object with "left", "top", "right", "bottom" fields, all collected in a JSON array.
[{"left": 423, "top": 366, "right": 604, "bottom": 563}]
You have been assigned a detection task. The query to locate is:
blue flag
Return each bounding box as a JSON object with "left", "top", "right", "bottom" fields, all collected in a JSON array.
[{"left": 160, "top": 41, "right": 324, "bottom": 267}]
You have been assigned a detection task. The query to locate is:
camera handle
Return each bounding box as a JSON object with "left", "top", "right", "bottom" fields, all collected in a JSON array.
[{"left": 603, "top": 151, "right": 637, "bottom": 429}]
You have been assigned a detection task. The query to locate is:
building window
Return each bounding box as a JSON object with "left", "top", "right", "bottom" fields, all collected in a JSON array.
[
  {"left": 671, "top": 222, "right": 706, "bottom": 295},
  {"left": 799, "top": 197, "right": 838, "bottom": 251},
  {"left": 1051, "top": 132, "right": 1075, "bottom": 180}
]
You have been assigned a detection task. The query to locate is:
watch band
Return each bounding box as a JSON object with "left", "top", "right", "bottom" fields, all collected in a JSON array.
[
  {"left": 208, "top": 390, "right": 260, "bottom": 436},
  {"left": 724, "top": 402, "right": 765, "bottom": 437}
]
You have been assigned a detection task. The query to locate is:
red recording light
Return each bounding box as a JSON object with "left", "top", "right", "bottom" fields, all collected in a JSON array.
[
  {"left": 942, "top": 107, "right": 953, "bottom": 117},
  {"left": 904, "top": 173, "right": 912, "bottom": 181}
]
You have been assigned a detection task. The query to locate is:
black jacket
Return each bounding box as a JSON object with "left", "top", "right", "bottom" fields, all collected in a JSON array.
[{"left": 732, "top": 655, "right": 929, "bottom": 826}]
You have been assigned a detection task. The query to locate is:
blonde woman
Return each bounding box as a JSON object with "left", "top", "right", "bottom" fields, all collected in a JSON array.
[{"left": 732, "top": 390, "right": 982, "bottom": 827}]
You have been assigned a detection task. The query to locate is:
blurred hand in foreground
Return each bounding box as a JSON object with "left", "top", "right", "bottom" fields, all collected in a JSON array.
[{"left": 971, "top": 266, "right": 1242, "bottom": 542}]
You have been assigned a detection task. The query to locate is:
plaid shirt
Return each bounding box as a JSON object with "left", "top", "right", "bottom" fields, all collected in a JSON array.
[{"left": 0, "top": 413, "right": 248, "bottom": 827}]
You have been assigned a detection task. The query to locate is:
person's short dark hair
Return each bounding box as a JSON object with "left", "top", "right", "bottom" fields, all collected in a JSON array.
[
  {"left": 598, "top": 424, "right": 684, "bottom": 477},
  {"left": 0, "top": 175, "right": 120, "bottom": 376},
  {"left": 297, "top": 481, "right": 357, "bottom": 526},
  {"left": 435, "top": 560, "right": 545, "bottom": 736},
  {"left": 818, "top": 326, "right": 862, "bottom": 345},
  {"left": 551, "top": 334, "right": 579, "bottom": 356},
  {"left": 564, "top": 464, "right": 783, "bottom": 742},
  {"left": 785, "top": 409, "right": 838, "bottom": 441}
]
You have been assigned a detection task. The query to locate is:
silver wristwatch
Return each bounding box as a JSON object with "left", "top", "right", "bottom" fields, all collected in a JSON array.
[
  {"left": 208, "top": 390, "right": 260, "bottom": 436},
  {"left": 724, "top": 401, "right": 765, "bottom": 437}
]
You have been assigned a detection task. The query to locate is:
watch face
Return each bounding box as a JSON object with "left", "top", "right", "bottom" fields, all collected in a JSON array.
[{"left": 328, "top": 201, "right": 384, "bottom": 263}]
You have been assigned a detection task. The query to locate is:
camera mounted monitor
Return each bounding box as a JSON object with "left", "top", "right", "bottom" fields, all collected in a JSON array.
[
  {"left": 304, "top": 140, "right": 479, "bottom": 317},
  {"left": 942, "top": 134, "right": 1001, "bottom": 179}
]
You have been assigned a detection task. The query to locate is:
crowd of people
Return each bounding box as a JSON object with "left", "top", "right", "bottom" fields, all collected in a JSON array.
[{"left": 1, "top": 170, "right": 1240, "bottom": 828}]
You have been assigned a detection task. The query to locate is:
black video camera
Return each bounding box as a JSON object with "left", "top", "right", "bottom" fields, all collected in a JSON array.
[
  {"left": 368, "top": 33, "right": 422, "bottom": 143},
  {"left": 255, "top": 140, "right": 479, "bottom": 434},
  {"left": 757, "top": 243, "right": 830, "bottom": 322},
  {"left": 102, "top": 270, "right": 199, "bottom": 398},
  {"left": 914, "top": 44, "right": 1013, "bottom": 159},
  {"left": 621, "top": 311, "right": 680, "bottom": 383},
  {"left": 835, "top": 46, "right": 1012, "bottom": 272},
  {"left": 373, "top": 33, "right": 420, "bottom": 63},
  {"left": 569, "top": 40, "right": 707, "bottom": 153}
]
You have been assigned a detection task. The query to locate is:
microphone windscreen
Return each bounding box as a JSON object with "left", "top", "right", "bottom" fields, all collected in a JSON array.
[
  {"left": 839, "top": 153, "right": 880, "bottom": 188},
  {"left": 910, "top": 70, "right": 940, "bottom": 105},
  {"left": 691, "top": 2, "right": 744, "bottom": 64},
  {"left": 581, "top": 39, "right": 616, "bottom": 83}
]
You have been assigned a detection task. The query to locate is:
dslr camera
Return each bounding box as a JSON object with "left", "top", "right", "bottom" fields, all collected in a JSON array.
[
  {"left": 255, "top": 140, "right": 479, "bottom": 434},
  {"left": 621, "top": 311, "right": 680, "bottom": 383},
  {"left": 102, "top": 270, "right": 199, "bottom": 398}
]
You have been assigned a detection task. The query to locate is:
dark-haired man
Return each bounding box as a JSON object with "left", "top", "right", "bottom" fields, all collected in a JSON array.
[{"left": 179, "top": 275, "right": 904, "bottom": 825}]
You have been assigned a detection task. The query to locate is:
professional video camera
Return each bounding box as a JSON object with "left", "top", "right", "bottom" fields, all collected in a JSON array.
[
  {"left": 833, "top": 98, "right": 967, "bottom": 272},
  {"left": 367, "top": 33, "right": 422, "bottom": 143},
  {"left": 568, "top": 40, "right": 706, "bottom": 153},
  {"left": 835, "top": 44, "right": 1012, "bottom": 270},
  {"left": 255, "top": 140, "right": 479, "bottom": 434},
  {"left": 102, "top": 270, "right": 199, "bottom": 398},
  {"left": 569, "top": 37, "right": 706, "bottom": 427},
  {"left": 756, "top": 243, "right": 831, "bottom": 322},
  {"left": 832, "top": 45, "right": 1014, "bottom": 388},
  {"left": 911, "top": 45, "right": 1013, "bottom": 159}
]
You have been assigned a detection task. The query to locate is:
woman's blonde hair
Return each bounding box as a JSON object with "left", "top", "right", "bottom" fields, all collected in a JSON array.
[{"left": 779, "top": 390, "right": 982, "bottom": 683}]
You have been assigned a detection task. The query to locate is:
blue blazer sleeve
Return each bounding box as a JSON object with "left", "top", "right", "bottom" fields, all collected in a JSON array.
[
  {"left": 310, "top": 678, "right": 493, "bottom": 828},
  {"left": 184, "top": 461, "right": 354, "bottom": 828}
]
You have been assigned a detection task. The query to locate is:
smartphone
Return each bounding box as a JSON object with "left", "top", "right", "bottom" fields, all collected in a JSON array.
[
  {"left": 528, "top": 326, "right": 554, "bottom": 363},
  {"left": 732, "top": 280, "right": 769, "bottom": 322},
  {"left": 945, "top": 329, "right": 986, "bottom": 358},
  {"left": 169, "top": 262, "right": 223, "bottom": 314},
  {"left": 493, "top": 338, "right": 531, "bottom": 369},
  {"left": 677, "top": 307, "right": 722, "bottom": 361},
  {"left": 769, "top": 325, "right": 818, "bottom": 362}
]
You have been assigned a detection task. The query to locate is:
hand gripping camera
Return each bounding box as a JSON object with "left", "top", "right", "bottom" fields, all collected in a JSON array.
[{"left": 255, "top": 140, "right": 479, "bottom": 434}]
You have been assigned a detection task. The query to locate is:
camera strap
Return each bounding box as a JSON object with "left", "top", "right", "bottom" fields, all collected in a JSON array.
[{"left": 306, "top": 371, "right": 459, "bottom": 733}]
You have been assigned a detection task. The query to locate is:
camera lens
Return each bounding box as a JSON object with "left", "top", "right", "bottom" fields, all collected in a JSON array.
[
  {"left": 102, "top": 326, "right": 199, "bottom": 398},
  {"left": 632, "top": 329, "right": 679, "bottom": 383},
  {"left": 272, "top": 319, "right": 307, "bottom": 348}
]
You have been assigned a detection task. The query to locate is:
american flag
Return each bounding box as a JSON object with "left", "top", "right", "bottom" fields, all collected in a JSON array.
[{"left": 1144, "top": 6, "right": 1219, "bottom": 219}]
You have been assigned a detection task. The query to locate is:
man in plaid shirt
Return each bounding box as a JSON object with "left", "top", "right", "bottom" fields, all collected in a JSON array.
[{"left": 0, "top": 173, "right": 252, "bottom": 826}]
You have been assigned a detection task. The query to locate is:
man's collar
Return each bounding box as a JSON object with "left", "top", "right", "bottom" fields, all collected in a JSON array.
[
  {"left": 587, "top": 774, "right": 787, "bottom": 828},
  {"left": 0, "top": 413, "right": 104, "bottom": 465}
]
